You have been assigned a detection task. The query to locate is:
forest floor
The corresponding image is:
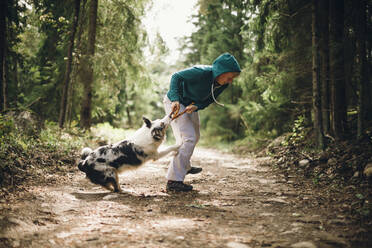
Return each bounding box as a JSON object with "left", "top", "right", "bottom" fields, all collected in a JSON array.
[{"left": 0, "top": 147, "right": 371, "bottom": 248}]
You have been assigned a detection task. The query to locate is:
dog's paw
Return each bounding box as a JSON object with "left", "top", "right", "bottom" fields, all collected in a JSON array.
[
  {"left": 114, "top": 187, "right": 123, "bottom": 193},
  {"left": 172, "top": 143, "right": 182, "bottom": 155}
]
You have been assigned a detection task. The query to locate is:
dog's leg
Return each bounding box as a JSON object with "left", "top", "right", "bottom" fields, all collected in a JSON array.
[
  {"left": 103, "top": 168, "right": 122, "bottom": 193},
  {"left": 112, "top": 171, "right": 122, "bottom": 193},
  {"left": 155, "top": 144, "right": 181, "bottom": 160},
  {"left": 103, "top": 184, "right": 114, "bottom": 192},
  {"left": 104, "top": 178, "right": 121, "bottom": 193}
]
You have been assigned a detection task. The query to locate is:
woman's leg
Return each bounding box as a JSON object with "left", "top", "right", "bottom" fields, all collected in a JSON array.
[{"left": 163, "top": 96, "right": 199, "bottom": 182}]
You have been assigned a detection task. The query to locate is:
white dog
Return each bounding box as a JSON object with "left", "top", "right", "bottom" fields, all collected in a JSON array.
[{"left": 77, "top": 115, "right": 180, "bottom": 192}]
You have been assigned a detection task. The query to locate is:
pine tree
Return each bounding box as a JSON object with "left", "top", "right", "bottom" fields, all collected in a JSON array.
[
  {"left": 0, "top": 1, "right": 7, "bottom": 111},
  {"left": 312, "top": 0, "right": 324, "bottom": 149},
  {"left": 59, "top": 0, "right": 81, "bottom": 128},
  {"left": 356, "top": 0, "right": 368, "bottom": 139},
  {"left": 80, "top": 0, "right": 98, "bottom": 129},
  {"left": 329, "top": 0, "right": 347, "bottom": 140},
  {"left": 319, "top": 0, "right": 330, "bottom": 135}
]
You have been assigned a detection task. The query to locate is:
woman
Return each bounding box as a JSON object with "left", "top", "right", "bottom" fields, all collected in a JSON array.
[{"left": 164, "top": 53, "right": 241, "bottom": 192}]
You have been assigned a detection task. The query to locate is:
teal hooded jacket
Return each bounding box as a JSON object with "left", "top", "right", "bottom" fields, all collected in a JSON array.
[{"left": 167, "top": 53, "right": 241, "bottom": 111}]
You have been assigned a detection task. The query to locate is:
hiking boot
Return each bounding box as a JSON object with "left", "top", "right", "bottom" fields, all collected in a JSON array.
[
  {"left": 187, "top": 166, "right": 202, "bottom": 175},
  {"left": 166, "top": 181, "right": 193, "bottom": 192}
]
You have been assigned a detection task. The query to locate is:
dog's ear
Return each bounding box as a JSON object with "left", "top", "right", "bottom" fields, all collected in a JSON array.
[{"left": 143, "top": 116, "right": 152, "bottom": 128}]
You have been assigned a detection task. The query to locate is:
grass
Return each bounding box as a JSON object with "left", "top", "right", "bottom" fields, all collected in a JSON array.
[{"left": 0, "top": 118, "right": 85, "bottom": 189}]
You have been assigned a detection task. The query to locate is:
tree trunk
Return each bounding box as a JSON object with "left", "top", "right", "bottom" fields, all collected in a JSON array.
[
  {"left": 0, "top": 0, "right": 6, "bottom": 112},
  {"left": 2, "top": 50, "right": 7, "bottom": 111},
  {"left": 59, "top": 0, "right": 81, "bottom": 128},
  {"left": 80, "top": 0, "right": 98, "bottom": 129},
  {"left": 356, "top": 0, "right": 368, "bottom": 138},
  {"left": 365, "top": 1, "right": 372, "bottom": 122},
  {"left": 319, "top": 0, "right": 330, "bottom": 135},
  {"left": 329, "top": 0, "right": 347, "bottom": 140},
  {"left": 13, "top": 58, "right": 18, "bottom": 105},
  {"left": 67, "top": 0, "right": 87, "bottom": 127},
  {"left": 312, "top": 0, "right": 324, "bottom": 149}
]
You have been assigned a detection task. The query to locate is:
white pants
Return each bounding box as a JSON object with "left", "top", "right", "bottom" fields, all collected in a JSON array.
[{"left": 163, "top": 96, "right": 200, "bottom": 181}]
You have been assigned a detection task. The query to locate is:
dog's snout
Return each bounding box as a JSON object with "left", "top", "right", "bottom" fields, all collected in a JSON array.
[{"left": 161, "top": 115, "right": 172, "bottom": 126}]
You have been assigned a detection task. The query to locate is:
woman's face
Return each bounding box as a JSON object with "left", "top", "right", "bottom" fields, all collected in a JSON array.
[{"left": 216, "top": 72, "right": 240, "bottom": 85}]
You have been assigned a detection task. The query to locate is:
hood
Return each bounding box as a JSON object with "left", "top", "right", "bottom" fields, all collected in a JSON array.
[{"left": 212, "top": 53, "right": 241, "bottom": 79}]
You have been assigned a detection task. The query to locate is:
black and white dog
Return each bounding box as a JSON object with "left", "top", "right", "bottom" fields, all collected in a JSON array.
[{"left": 77, "top": 115, "right": 180, "bottom": 192}]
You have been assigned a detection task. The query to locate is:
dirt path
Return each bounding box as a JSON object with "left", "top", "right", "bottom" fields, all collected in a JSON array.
[{"left": 0, "top": 148, "right": 365, "bottom": 248}]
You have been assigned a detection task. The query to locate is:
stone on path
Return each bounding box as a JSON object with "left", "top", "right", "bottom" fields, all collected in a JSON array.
[
  {"left": 226, "top": 241, "right": 251, "bottom": 248},
  {"left": 290, "top": 241, "right": 317, "bottom": 248},
  {"left": 102, "top": 194, "right": 119, "bottom": 200},
  {"left": 299, "top": 159, "right": 310, "bottom": 167}
]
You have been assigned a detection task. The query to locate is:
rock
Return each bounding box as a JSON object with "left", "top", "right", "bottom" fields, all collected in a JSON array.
[
  {"left": 281, "top": 227, "right": 301, "bottom": 235},
  {"left": 299, "top": 159, "right": 310, "bottom": 167},
  {"left": 259, "top": 212, "right": 275, "bottom": 217},
  {"left": 291, "top": 241, "right": 317, "bottom": 248},
  {"left": 41, "top": 202, "right": 50, "bottom": 208},
  {"left": 264, "top": 197, "right": 288, "bottom": 204},
  {"left": 363, "top": 163, "right": 372, "bottom": 178},
  {"left": 102, "top": 194, "right": 119, "bottom": 200},
  {"left": 226, "top": 241, "right": 251, "bottom": 248},
  {"left": 55, "top": 231, "right": 73, "bottom": 239}
]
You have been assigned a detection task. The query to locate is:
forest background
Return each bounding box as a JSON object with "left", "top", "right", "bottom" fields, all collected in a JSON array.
[
  {"left": 0, "top": 0, "right": 371, "bottom": 153},
  {"left": 1, "top": 1, "right": 372, "bottom": 243}
]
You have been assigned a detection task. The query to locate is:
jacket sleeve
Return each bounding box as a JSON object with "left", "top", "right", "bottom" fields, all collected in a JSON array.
[
  {"left": 167, "top": 67, "right": 206, "bottom": 102},
  {"left": 195, "top": 84, "right": 228, "bottom": 111},
  {"left": 167, "top": 73, "right": 182, "bottom": 102}
]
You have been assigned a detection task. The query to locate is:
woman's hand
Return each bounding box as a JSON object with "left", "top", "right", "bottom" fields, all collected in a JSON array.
[
  {"left": 185, "top": 104, "right": 198, "bottom": 114},
  {"left": 171, "top": 101, "right": 180, "bottom": 115}
]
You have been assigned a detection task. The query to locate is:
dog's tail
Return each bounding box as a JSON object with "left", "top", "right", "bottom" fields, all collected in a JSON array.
[
  {"left": 81, "top": 147, "right": 93, "bottom": 160},
  {"left": 78, "top": 147, "right": 93, "bottom": 172}
]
